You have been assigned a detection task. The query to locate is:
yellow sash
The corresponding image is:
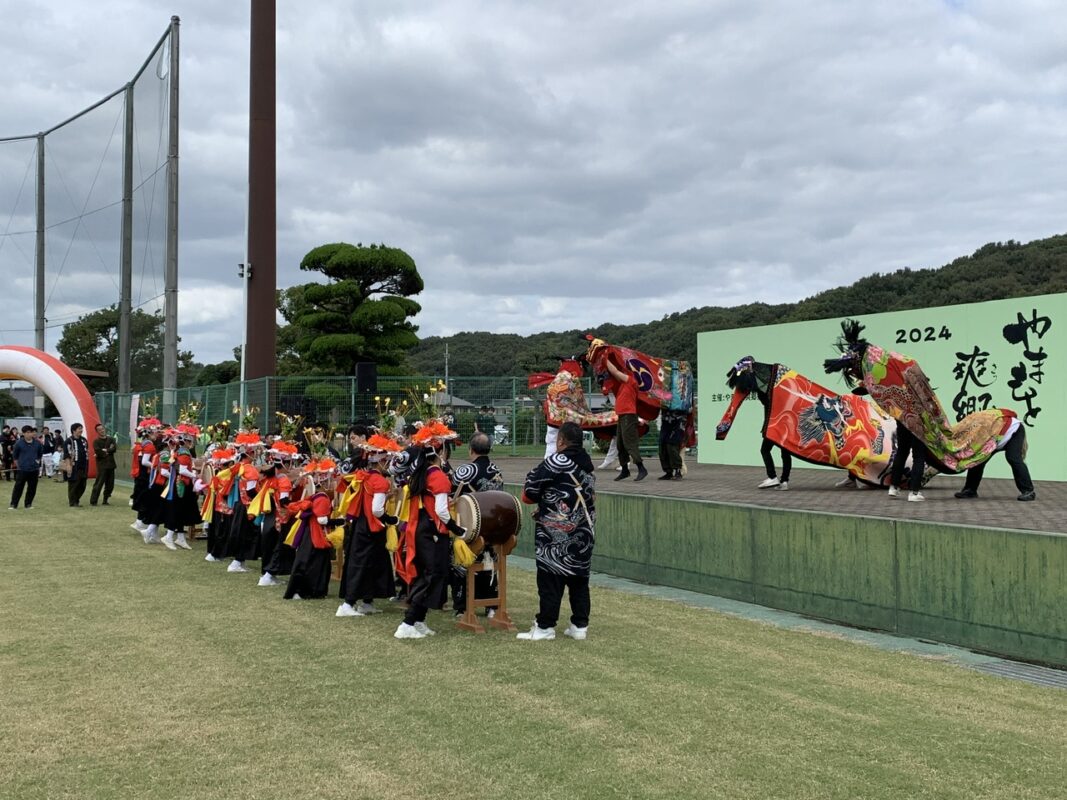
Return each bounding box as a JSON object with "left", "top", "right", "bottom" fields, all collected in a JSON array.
[
  {"left": 335, "top": 474, "right": 365, "bottom": 517},
  {"left": 247, "top": 483, "right": 273, "bottom": 518}
]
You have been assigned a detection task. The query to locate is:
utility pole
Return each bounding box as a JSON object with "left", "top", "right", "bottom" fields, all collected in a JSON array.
[{"left": 33, "top": 133, "right": 45, "bottom": 428}]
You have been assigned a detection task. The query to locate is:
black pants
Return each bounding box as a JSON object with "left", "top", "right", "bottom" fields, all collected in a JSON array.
[
  {"left": 963, "top": 427, "right": 1033, "bottom": 494},
  {"left": 760, "top": 437, "right": 791, "bottom": 481},
  {"left": 659, "top": 442, "right": 682, "bottom": 473},
  {"left": 10, "top": 470, "right": 38, "bottom": 508},
  {"left": 535, "top": 568, "right": 590, "bottom": 630},
  {"left": 616, "top": 413, "right": 643, "bottom": 468},
  {"left": 90, "top": 467, "right": 115, "bottom": 505},
  {"left": 68, "top": 474, "right": 88, "bottom": 506},
  {"left": 890, "top": 425, "right": 927, "bottom": 492}
]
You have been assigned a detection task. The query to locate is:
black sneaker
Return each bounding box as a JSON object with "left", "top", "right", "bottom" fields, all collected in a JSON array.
[
  {"left": 614, "top": 470, "right": 631, "bottom": 481},
  {"left": 634, "top": 465, "right": 648, "bottom": 482},
  {"left": 1017, "top": 491, "right": 1036, "bottom": 501},
  {"left": 954, "top": 488, "right": 978, "bottom": 499},
  {"left": 657, "top": 472, "right": 673, "bottom": 480}
]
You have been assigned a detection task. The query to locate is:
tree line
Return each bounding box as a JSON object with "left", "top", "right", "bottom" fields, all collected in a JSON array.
[{"left": 52, "top": 233, "right": 1067, "bottom": 390}]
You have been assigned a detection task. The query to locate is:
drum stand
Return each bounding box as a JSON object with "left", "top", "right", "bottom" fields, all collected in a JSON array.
[{"left": 456, "top": 550, "right": 517, "bottom": 634}]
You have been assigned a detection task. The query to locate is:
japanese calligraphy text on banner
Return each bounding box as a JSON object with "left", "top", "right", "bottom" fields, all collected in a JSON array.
[{"left": 696, "top": 292, "right": 1064, "bottom": 482}]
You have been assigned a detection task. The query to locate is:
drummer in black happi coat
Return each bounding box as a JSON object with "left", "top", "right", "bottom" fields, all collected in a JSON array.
[{"left": 519, "top": 422, "right": 596, "bottom": 642}]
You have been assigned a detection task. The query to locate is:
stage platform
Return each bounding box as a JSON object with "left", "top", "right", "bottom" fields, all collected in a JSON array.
[
  {"left": 495, "top": 455, "right": 1066, "bottom": 667},
  {"left": 494, "top": 456, "right": 1065, "bottom": 536}
]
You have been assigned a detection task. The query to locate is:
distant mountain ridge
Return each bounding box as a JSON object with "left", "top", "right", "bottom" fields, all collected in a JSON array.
[{"left": 408, "top": 234, "right": 1067, "bottom": 376}]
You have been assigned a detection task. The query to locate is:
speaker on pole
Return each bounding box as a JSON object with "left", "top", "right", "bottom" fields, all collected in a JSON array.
[{"left": 356, "top": 362, "right": 377, "bottom": 394}]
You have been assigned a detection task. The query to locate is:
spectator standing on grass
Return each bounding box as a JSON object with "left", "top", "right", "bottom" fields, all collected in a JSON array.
[
  {"left": 40, "top": 427, "right": 55, "bottom": 478},
  {"left": 64, "top": 423, "right": 89, "bottom": 507},
  {"left": 9, "top": 425, "right": 43, "bottom": 510},
  {"left": 89, "top": 423, "right": 117, "bottom": 506},
  {"left": 518, "top": 421, "right": 596, "bottom": 642},
  {"left": 1, "top": 425, "right": 14, "bottom": 481}
]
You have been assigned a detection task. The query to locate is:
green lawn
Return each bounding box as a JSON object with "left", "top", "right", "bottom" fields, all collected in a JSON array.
[{"left": 1, "top": 480, "right": 1065, "bottom": 800}]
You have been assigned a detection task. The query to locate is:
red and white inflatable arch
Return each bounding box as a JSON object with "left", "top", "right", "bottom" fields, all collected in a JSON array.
[{"left": 0, "top": 346, "right": 101, "bottom": 477}]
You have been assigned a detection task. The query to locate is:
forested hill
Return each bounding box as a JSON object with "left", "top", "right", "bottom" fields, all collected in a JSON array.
[{"left": 408, "top": 235, "right": 1067, "bottom": 376}]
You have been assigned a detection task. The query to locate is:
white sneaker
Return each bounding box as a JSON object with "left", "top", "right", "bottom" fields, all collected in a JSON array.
[
  {"left": 777, "top": 481, "right": 789, "bottom": 491},
  {"left": 597, "top": 460, "right": 616, "bottom": 470},
  {"left": 887, "top": 486, "right": 900, "bottom": 498},
  {"left": 258, "top": 573, "right": 280, "bottom": 587},
  {"left": 758, "top": 477, "right": 780, "bottom": 489},
  {"left": 143, "top": 526, "right": 160, "bottom": 544},
  {"left": 834, "top": 476, "right": 854, "bottom": 488},
  {"left": 161, "top": 531, "right": 177, "bottom": 550},
  {"left": 336, "top": 602, "right": 363, "bottom": 617},
  {"left": 130, "top": 521, "right": 146, "bottom": 532},
  {"left": 175, "top": 534, "right": 191, "bottom": 550},
  {"left": 413, "top": 621, "right": 436, "bottom": 636},
  {"left": 563, "top": 624, "right": 588, "bottom": 640},
  {"left": 227, "top": 560, "right": 248, "bottom": 573},
  {"left": 356, "top": 602, "right": 380, "bottom": 615},
  {"left": 205, "top": 553, "right": 220, "bottom": 562},
  {"left": 486, "top": 608, "right": 496, "bottom": 619},
  {"left": 855, "top": 481, "right": 869, "bottom": 490},
  {"left": 908, "top": 492, "right": 925, "bottom": 502},
  {"left": 394, "top": 622, "right": 426, "bottom": 640},
  {"left": 292, "top": 594, "right": 303, "bottom": 600},
  {"left": 516, "top": 624, "right": 556, "bottom": 641}
]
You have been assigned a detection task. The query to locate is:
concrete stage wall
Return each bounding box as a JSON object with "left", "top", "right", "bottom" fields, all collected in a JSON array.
[{"left": 504, "top": 485, "right": 1067, "bottom": 668}]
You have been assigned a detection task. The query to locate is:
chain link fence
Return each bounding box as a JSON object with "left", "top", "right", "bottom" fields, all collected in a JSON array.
[{"left": 93, "top": 375, "right": 612, "bottom": 456}]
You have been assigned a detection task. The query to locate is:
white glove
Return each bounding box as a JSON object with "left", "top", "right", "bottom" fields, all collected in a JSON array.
[
  {"left": 316, "top": 515, "right": 329, "bottom": 525},
  {"left": 160, "top": 469, "right": 170, "bottom": 478},
  {"left": 193, "top": 479, "right": 206, "bottom": 493},
  {"left": 246, "top": 481, "right": 257, "bottom": 491}
]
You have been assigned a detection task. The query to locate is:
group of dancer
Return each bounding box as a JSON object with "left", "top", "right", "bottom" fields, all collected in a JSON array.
[
  {"left": 127, "top": 417, "right": 522, "bottom": 640},
  {"left": 716, "top": 320, "right": 1035, "bottom": 502}
]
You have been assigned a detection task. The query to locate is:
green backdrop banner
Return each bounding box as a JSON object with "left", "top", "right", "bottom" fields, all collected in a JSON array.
[{"left": 697, "top": 292, "right": 1065, "bottom": 482}]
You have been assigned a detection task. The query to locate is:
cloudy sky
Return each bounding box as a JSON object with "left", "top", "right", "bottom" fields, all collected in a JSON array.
[{"left": 1, "top": 0, "right": 1066, "bottom": 367}]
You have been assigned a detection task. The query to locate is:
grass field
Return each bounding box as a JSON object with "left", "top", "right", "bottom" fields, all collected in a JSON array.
[{"left": 2, "top": 480, "right": 1065, "bottom": 800}]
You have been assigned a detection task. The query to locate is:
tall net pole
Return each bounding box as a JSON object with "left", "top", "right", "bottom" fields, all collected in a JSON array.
[
  {"left": 118, "top": 82, "right": 134, "bottom": 396},
  {"left": 163, "top": 15, "right": 180, "bottom": 423},
  {"left": 245, "top": 0, "right": 277, "bottom": 381},
  {"left": 34, "top": 134, "right": 45, "bottom": 428}
]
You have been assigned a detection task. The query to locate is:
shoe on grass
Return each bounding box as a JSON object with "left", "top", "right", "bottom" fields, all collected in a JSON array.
[
  {"left": 357, "top": 602, "right": 380, "bottom": 615},
  {"left": 227, "top": 560, "right": 248, "bottom": 573},
  {"left": 394, "top": 623, "right": 426, "bottom": 640},
  {"left": 205, "top": 553, "right": 220, "bottom": 562},
  {"left": 563, "top": 624, "right": 588, "bottom": 641},
  {"left": 161, "top": 531, "right": 177, "bottom": 551},
  {"left": 175, "top": 533, "right": 191, "bottom": 550},
  {"left": 516, "top": 624, "right": 555, "bottom": 641},
  {"left": 336, "top": 602, "right": 363, "bottom": 617},
  {"left": 413, "top": 621, "right": 436, "bottom": 636},
  {"left": 258, "top": 573, "right": 280, "bottom": 587}
]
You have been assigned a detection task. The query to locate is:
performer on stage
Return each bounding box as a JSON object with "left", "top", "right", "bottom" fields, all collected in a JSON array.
[
  {"left": 603, "top": 360, "right": 648, "bottom": 482},
  {"left": 824, "top": 319, "right": 1018, "bottom": 500},
  {"left": 391, "top": 422, "right": 465, "bottom": 640},
  {"left": 336, "top": 434, "right": 402, "bottom": 617},
  {"left": 954, "top": 418, "right": 1036, "bottom": 501},
  {"left": 519, "top": 421, "right": 595, "bottom": 641},
  {"left": 449, "top": 431, "right": 504, "bottom": 617},
  {"left": 721, "top": 357, "right": 791, "bottom": 490}
]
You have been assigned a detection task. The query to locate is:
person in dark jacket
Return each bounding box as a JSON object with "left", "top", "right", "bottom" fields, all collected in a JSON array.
[
  {"left": 519, "top": 421, "right": 596, "bottom": 641},
  {"left": 64, "top": 423, "right": 89, "bottom": 507},
  {"left": 89, "top": 423, "right": 117, "bottom": 506},
  {"left": 9, "top": 425, "right": 43, "bottom": 509}
]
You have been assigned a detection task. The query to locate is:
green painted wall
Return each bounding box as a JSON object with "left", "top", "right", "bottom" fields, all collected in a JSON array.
[
  {"left": 507, "top": 484, "right": 1067, "bottom": 667},
  {"left": 696, "top": 292, "right": 1067, "bottom": 481}
]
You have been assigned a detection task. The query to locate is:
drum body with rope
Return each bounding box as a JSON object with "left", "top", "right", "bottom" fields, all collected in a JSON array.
[{"left": 453, "top": 490, "right": 521, "bottom": 547}]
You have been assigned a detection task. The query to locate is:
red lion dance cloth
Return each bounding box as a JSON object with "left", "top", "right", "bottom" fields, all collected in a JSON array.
[
  {"left": 716, "top": 359, "right": 909, "bottom": 485},
  {"left": 583, "top": 337, "right": 695, "bottom": 416}
]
